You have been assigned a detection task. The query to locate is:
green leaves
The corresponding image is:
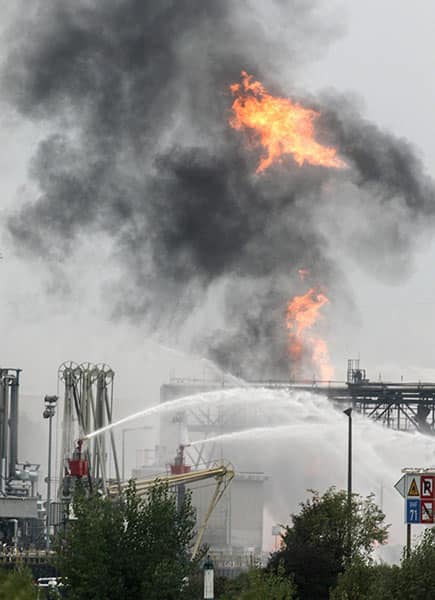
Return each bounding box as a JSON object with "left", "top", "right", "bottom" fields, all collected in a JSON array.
[
  {"left": 0, "top": 568, "right": 38, "bottom": 600},
  {"left": 330, "top": 530, "right": 435, "bottom": 600},
  {"left": 54, "top": 481, "right": 197, "bottom": 600},
  {"left": 219, "top": 568, "right": 297, "bottom": 600},
  {"left": 398, "top": 528, "right": 435, "bottom": 599},
  {"left": 268, "top": 487, "right": 389, "bottom": 600}
]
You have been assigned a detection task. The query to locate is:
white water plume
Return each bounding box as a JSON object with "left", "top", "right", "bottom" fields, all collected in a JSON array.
[
  {"left": 188, "top": 422, "right": 339, "bottom": 447},
  {"left": 85, "top": 386, "right": 316, "bottom": 439},
  {"left": 170, "top": 388, "right": 435, "bottom": 562},
  {"left": 85, "top": 384, "right": 435, "bottom": 562}
]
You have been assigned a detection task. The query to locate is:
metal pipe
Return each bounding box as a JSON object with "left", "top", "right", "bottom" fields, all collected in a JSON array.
[
  {"left": 0, "top": 377, "right": 4, "bottom": 493},
  {"left": 58, "top": 368, "right": 76, "bottom": 499},
  {"left": 10, "top": 519, "right": 18, "bottom": 555},
  {"left": 95, "top": 374, "right": 106, "bottom": 481},
  {"left": 109, "top": 464, "right": 233, "bottom": 494},
  {"left": 103, "top": 388, "right": 121, "bottom": 495},
  {"left": 2, "top": 380, "right": 9, "bottom": 485},
  {"left": 9, "top": 373, "right": 19, "bottom": 478},
  {"left": 44, "top": 395, "right": 58, "bottom": 550},
  {"left": 46, "top": 412, "right": 53, "bottom": 550}
]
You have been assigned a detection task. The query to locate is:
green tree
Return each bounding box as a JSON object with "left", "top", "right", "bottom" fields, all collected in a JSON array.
[
  {"left": 268, "top": 488, "right": 388, "bottom": 600},
  {"left": 55, "top": 481, "right": 197, "bottom": 600},
  {"left": 219, "top": 568, "right": 297, "bottom": 600},
  {"left": 331, "top": 527, "right": 435, "bottom": 599},
  {"left": 397, "top": 527, "right": 435, "bottom": 599},
  {"left": 330, "top": 559, "right": 398, "bottom": 600},
  {"left": 0, "top": 568, "right": 37, "bottom": 600}
]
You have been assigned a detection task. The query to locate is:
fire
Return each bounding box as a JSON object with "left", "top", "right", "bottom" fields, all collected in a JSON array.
[
  {"left": 286, "top": 286, "right": 334, "bottom": 381},
  {"left": 230, "top": 71, "right": 346, "bottom": 173},
  {"left": 311, "top": 338, "right": 334, "bottom": 381}
]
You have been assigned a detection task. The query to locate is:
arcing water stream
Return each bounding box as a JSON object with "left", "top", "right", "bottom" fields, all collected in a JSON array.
[
  {"left": 188, "top": 422, "right": 339, "bottom": 447},
  {"left": 183, "top": 390, "right": 435, "bottom": 561},
  {"left": 86, "top": 386, "right": 435, "bottom": 561},
  {"left": 84, "top": 387, "right": 319, "bottom": 439}
]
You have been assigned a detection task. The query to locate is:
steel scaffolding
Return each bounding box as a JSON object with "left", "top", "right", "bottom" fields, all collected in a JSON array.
[{"left": 57, "top": 362, "right": 121, "bottom": 498}]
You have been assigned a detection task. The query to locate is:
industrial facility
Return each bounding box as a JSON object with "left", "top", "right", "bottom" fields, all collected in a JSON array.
[
  {"left": 0, "top": 357, "right": 434, "bottom": 574},
  {"left": 0, "top": 368, "right": 41, "bottom": 550},
  {"left": 132, "top": 381, "right": 267, "bottom": 569}
]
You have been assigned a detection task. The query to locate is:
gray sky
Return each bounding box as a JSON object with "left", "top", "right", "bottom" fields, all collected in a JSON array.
[{"left": 297, "top": 1, "right": 435, "bottom": 380}]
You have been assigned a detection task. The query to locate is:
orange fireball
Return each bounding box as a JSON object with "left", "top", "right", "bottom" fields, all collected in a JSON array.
[{"left": 230, "top": 71, "right": 346, "bottom": 173}]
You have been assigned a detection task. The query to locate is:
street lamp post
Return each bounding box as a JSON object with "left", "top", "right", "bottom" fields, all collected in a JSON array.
[
  {"left": 43, "top": 395, "right": 58, "bottom": 551},
  {"left": 343, "top": 407, "right": 352, "bottom": 561}
]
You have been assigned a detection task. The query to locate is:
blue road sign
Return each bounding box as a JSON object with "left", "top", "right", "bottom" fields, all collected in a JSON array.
[{"left": 406, "top": 499, "right": 420, "bottom": 524}]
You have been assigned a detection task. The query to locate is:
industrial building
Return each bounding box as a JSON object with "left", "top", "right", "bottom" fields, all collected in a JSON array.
[
  {"left": 2, "top": 356, "right": 435, "bottom": 570},
  {"left": 131, "top": 380, "right": 267, "bottom": 568},
  {"left": 0, "top": 368, "right": 41, "bottom": 550}
]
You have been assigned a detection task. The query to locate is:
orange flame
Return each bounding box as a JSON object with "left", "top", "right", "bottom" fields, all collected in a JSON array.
[
  {"left": 230, "top": 71, "right": 346, "bottom": 173},
  {"left": 311, "top": 337, "right": 334, "bottom": 381},
  {"left": 286, "top": 287, "right": 334, "bottom": 381}
]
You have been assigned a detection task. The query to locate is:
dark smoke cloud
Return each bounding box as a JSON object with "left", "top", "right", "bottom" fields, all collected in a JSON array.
[
  {"left": 321, "top": 97, "right": 435, "bottom": 214},
  {"left": 2, "top": 1, "right": 434, "bottom": 378}
]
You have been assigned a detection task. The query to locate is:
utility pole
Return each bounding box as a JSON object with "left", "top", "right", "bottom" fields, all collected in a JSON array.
[
  {"left": 43, "top": 395, "right": 58, "bottom": 551},
  {"left": 406, "top": 523, "right": 411, "bottom": 558}
]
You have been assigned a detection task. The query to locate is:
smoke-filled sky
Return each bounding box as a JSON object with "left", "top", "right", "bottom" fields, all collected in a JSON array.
[
  {"left": 2, "top": 0, "right": 435, "bottom": 386},
  {"left": 1, "top": 0, "right": 435, "bottom": 478}
]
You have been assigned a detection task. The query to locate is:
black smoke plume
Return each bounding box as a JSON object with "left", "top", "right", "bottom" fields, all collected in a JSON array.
[{"left": 2, "top": 1, "right": 434, "bottom": 379}]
